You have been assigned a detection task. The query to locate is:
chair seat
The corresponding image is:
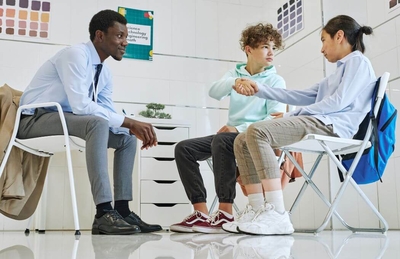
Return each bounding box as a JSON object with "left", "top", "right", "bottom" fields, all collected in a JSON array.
[
  {"left": 281, "top": 134, "right": 370, "bottom": 155},
  {"left": 15, "top": 136, "right": 85, "bottom": 156}
]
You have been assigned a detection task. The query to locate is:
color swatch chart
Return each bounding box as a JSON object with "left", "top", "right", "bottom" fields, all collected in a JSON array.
[
  {"left": 389, "top": 0, "right": 400, "bottom": 10},
  {"left": 277, "top": 0, "right": 303, "bottom": 40},
  {"left": 0, "top": 0, "right": 51, "bottom": 39}
]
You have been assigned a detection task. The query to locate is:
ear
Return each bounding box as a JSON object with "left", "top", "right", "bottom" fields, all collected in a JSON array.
[
  {"left": 94, "top": 30, "right": 105, "bottom": 42},
  {"left": 335, "top": 30, "right": 345, "bottom": 43},
  {"left": 244, "top": 45, "right": 252, "bottom": 55}
]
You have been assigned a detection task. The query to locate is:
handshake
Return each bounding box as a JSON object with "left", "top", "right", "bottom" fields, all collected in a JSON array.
[{"left": 233, "top": 78, "right": 259, "bottom": 96}]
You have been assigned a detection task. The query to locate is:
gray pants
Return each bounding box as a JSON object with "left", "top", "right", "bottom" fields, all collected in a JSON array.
[
  {"left": 234, "top": 116, "right": 338, "bottom": 185},
  {"left": 17, "top": 108, "right": 137, "bottom": 205}
]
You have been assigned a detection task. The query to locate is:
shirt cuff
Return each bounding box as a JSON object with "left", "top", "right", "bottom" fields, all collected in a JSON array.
[{"left": 110, "top": 113, "right": 125, "bottom": 127}]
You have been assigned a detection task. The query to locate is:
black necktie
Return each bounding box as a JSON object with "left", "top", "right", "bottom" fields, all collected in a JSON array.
[{"left": 92, "top": 64, "right": 103, "bottom": 101}]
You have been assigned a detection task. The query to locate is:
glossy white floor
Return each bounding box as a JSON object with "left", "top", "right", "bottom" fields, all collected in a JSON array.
[{"left": 0, "top": 229, "right": 399, "bottom": 259}]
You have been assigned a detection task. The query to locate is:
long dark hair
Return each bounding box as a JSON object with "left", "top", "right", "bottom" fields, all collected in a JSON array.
[{"left": 323, "top": 15, "right": 372, "bottom": 53}]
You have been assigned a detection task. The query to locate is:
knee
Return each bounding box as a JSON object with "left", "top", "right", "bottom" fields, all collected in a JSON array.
[
  {"left": 88, "top": 117, "right": 108, "bottom": 132},
  {"left": 211, "top": 133, "right": 233, "bottom": 152},
  {"left": 233, "top": 133, "right": 246, "bottom": 153},
  {"left": 210, "top": 133, "right": 225, "bottom": 151},
  {"left": 246, "top": 123, "right": 265, "bottom": 142},
  {"left": 124, "top": 134, "right": 137, "bottom": 149},
  {"left": 174, "top": 139, "right": 190, "bottom": 158}
]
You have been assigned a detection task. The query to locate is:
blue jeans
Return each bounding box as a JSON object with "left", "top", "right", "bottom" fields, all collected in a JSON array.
[{"left": 174, "top": 132, "right": 238, "bottom": 204}]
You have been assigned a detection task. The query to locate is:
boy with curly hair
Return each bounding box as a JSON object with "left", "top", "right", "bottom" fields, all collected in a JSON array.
[{"left": 170, "top": 23, "right": 286, "bottom": 234}]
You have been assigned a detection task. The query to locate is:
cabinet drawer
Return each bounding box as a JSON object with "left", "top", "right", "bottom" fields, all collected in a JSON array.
[
  {"left": 141, "top": 143, "right": 176, "bottom": 158},
  {"left": 141, "top": 180, "right": 188, "bottom": 203},
  {"left": 141, "top": 157, "right": 179, "bottom": 180},
  {"left": 154, "top": 126, "right": 189, "bottom": 142},
  {"left": 140, "top": 203, "right": 192, "bottom": 227}
]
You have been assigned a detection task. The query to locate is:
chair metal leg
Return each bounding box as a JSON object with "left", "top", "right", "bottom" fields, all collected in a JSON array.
[
  {"left": 285, "top": 148, "right": 388, "bottom": 234},
  {"left": 65, "top": 145, "right": 81, "bottom": 236},
  {"left": 209, "top": 195, "right": 218, "bottom": 215},
  {"left": 36, "top": 175, "right": 48, "bottom": 233}
]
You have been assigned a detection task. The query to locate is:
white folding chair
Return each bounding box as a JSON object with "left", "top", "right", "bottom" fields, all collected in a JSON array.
[
  {"left": 279, "top": 72, "right": 390, "bottom": 234},
  {"left": 0, "top": 102, "right": 85, "bottom": 236}
]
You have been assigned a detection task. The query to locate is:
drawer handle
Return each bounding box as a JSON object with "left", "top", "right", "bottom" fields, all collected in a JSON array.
[
  {"left": 154, "top": 126, "right": 177, "bottom": 130},
  {"left": 157, "top": 142, "right": 176, "bottom": 146},
  {"left": 154, "top": 180, "right": 177, "bottom": 184},
  {"left": 153, "top": 157, "right": 175, "bottom": 161},
  {"left": 152, "top": 203, "right": 178, "bottom": 207}
]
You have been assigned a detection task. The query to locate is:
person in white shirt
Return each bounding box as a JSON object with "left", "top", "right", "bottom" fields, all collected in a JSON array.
[
  {"left": 18, "top": 9, "right": 161, "bottom": 235},
  {"left": 225, "top": 15, "right": 376, "bottom": 235}
]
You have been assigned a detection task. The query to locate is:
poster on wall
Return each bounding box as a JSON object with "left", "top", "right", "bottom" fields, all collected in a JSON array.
[
  {"left": 0, "top": 0, "right": 51, "bottom": 39},
  {"left": 118, "top": 6, "right": 153, "bottom": 61}
]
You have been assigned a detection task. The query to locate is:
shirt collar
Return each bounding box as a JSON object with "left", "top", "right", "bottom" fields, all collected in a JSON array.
[
  {"left": 337, "top": 50, "right": 362, "bottom": 67},
  {"left": 86, "top": 41, "right": 102, "bottom": 65}
]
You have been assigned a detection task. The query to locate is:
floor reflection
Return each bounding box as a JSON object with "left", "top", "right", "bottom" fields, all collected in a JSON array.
[
  {"left": 0, "top": 245, "right": 34, "bottom": 259},
  {"left": 0, "top": 230, "right": 397, "bottom": 259}
]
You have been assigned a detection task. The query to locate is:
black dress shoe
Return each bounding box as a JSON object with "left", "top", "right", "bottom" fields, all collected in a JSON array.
[
  {"left": 124, "top": 211, "right": 162, "bottom": 233},
  {"left": 92, "top": 210, "right": 141, "bottom": 235}
]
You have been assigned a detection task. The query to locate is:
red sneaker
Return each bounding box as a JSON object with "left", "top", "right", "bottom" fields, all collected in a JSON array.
[
  {"left": 170, "top": 211, "right": 209, "bottom": 233},
  {"left": 192, "top": 210, "right": 234, "bottom": 234}
]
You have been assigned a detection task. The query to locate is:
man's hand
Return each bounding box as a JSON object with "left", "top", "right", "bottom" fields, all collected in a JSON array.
[
  {"left": 122, "top": 118, "right": 157, "bottom": 149},
  {"left": 217, "top": 125, "right": 238, "bottom": 133},
  {"left": 270, "top": 112, "right": 284, "bottom": 119},
  {"left": 233, "top": 78, "right": 258, "bottom": 96}
]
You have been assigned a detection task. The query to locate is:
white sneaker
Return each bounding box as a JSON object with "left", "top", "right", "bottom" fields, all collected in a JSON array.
[
  {"left": 236, "top": 235, "right": 294, "bottom": 259},
  {"left": 222, "top": 204, "right": 256, "bottom": 234},
  {"left": 237, "top": 203, "right": 294, "bottom": 235}
]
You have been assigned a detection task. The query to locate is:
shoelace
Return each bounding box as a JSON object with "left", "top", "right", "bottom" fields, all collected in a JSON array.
[
  {"left": 184, "top": 211, "right": 202, "bottom": 221},
  {"left": 105, "top": 210, "right": 123, "bottom": 221},
  {"left": 206, "top": 211, "right": 220, "bottom": 223},
  {"left": 251, "top": 203, "right": 275, "bottom": 222},
  {"left": 237, "top": 204, "right": 253, "bottom": 220}
]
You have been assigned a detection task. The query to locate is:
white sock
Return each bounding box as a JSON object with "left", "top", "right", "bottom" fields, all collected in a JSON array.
[
  {"left": 265, "top": 190, "right": 285, "bottom": 213},
  {"left": 248, "top": 193, "right": 265, "bottom": 211}
]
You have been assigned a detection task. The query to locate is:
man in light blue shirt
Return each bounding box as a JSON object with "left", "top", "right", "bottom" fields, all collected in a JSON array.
[{"left": 18, "top": 10, "right": 161, "bottom": 235}]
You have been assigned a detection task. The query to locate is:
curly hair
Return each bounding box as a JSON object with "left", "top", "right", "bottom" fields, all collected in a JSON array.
[
  {"left": 89, "top": 9, "right": 127, "bottom": 41},
  {"left": 240, "top": 23, "right": 284, "bottom": 51}
]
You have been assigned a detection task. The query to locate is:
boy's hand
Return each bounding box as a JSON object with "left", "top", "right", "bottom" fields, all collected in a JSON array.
[
  {"left": 270, "top": 112, "right": 284, "bottom": 119},
  {"left": 217, "top": 125, "right": 238, "bottom": 133},
  {"left": 233, "top": 78, "right": 258, "bottom": 96}
]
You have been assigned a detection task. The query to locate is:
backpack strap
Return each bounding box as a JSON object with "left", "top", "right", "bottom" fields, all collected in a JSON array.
[{"left": 370, "top": 81, "right": 383, "bottom": 182}]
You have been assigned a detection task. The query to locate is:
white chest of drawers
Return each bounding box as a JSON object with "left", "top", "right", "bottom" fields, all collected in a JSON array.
[{"left": 132, "top": 118, "right": 192, "bottom": 228}]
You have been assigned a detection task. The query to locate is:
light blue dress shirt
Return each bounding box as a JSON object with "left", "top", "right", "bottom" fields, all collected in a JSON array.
[
  {"left": 255, "top": 51, "right": 376, "bottom": 138},
  {"left": 20, "top": 41, "right": 127, "bottom": 134}
]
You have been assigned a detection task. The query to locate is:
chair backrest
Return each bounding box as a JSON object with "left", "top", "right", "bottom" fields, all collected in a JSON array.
[
  {"left": 349, "top": 72, "right": 390, "bottom": 143},
  {"left": 341, "top": 72, "right": 397, "bottom": 184}
]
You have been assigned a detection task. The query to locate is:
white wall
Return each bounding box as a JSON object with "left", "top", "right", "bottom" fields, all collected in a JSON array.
[{"left": 1, "top": 0, "right": 399, "bottom": 231}]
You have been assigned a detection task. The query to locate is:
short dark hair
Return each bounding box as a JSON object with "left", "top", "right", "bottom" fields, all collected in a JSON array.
[
  {"left": 323, "top": 15, "right": 373, "bottom": 53},
  {"left": 240, "top": 23, "right": 284, "bottom": 51},
  {"left": 89, "top": 9, "right": 127, "bottom": 41}
]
